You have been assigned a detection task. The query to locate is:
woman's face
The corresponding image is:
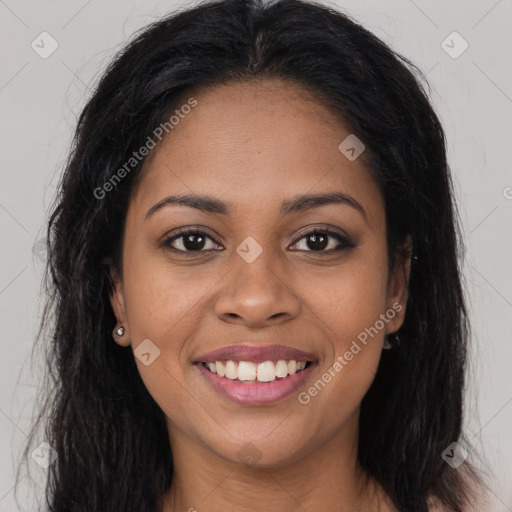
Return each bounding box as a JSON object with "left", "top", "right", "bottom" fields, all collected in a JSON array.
[{"left": 110, "top": 79, "right": 410, "bottom": 468}]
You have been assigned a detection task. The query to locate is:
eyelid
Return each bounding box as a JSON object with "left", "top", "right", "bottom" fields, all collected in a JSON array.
[{"left": 291, "top": 223, "right": 351, "bottom": 243}]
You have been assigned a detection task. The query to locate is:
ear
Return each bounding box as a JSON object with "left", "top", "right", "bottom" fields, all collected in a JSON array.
[
  {"left": 109, "top": 266, "right": 130, "bottom": 347},
  {"left": 385, "top": 235, "right": 412, "bottom": 335}
]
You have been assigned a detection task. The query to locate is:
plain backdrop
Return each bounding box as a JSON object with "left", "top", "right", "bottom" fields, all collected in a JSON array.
[{"left": 0, "top": 0, "right": 511, "bottom": 510}]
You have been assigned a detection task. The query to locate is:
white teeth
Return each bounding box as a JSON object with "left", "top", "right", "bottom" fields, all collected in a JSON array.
[
  {"left": 215, "top": 361, "right": 225, "bottom": 377},
  {"left": 257, "top": 361, "right": 276, "bottom": 382},
  {"left": 204, "top": 359, "right": 310, "bottom": 382},
  {"left": 225, "top": 360, "right": 238, "bottom": 380},
  {"left": 238, "top": 361, "right": 256, "bottom": 381},
  {"left": 275, "top": 360, "right": 289, "bottom": 378}
]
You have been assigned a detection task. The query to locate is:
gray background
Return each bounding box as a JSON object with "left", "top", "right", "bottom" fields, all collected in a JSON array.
[{"left": 0, "top": 0, "right": 511, "bottom": 510}]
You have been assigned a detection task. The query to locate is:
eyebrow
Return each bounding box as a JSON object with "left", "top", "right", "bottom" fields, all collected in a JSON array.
[{"left": 145, "top": 191, "right": 368, "bottom": 222}]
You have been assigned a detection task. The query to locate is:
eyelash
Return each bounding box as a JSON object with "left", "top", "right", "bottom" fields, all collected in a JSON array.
[{"left": 160, "top": 226, "right": 356, "bottom": 256}]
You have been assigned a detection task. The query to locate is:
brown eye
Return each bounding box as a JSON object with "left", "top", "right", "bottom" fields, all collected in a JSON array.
[
  {"left": 162, "top": 229, "right": 222, "bottom": 253},
  {"left": 290, "top": 229, "right": 355, "bottom": 253}
]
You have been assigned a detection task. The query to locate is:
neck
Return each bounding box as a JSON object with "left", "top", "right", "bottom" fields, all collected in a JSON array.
[{"left": 160, "top": 413, "right": 394, "bottom": 512}]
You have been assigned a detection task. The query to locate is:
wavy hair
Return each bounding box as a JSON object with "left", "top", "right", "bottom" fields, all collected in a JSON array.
[{"left": 17, "top": 0, "right": 482, "bottom": 510}]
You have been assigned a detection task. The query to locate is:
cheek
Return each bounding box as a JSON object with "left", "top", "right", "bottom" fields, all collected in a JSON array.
[
  {"left": 296, "top": 250, "right": 389, "bottom": 404},
  {"left": 120, "top": 259, "right": 212, "bottom": 424},
  {"left": 119, "top": 251, "right": 210, "bottom": 393},
  {"left": 122, "top": 255, "right": 211, "bottom": 340},
  {"left": 305, "top": 251, "right": 389, "bottom": 346}
]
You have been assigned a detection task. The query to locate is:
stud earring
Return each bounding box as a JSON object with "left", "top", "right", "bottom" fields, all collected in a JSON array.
[
  {"left": 113, "top": 325, "right": 125, "bottom": 338},
  {"left": 383, "top": 333, "right": 400, "bottom": 350}
]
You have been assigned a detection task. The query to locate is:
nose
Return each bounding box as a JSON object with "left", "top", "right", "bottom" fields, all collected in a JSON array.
[{"left": 214, "top": 248, "right": 301, "bottom": 328}]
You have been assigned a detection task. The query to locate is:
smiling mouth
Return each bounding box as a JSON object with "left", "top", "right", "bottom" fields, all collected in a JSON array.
[{"left": 199, "top": 359, "right": 314, "bottom": 383}]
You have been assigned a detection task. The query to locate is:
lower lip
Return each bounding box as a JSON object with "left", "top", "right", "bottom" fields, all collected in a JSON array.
[{"left": 196, "top": 362, "right": 316, "bottom": 406}]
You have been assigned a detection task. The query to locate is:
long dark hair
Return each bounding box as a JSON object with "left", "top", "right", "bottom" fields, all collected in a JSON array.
[{"left": 17, "top": 0, "right": 482, "bottom": 510}]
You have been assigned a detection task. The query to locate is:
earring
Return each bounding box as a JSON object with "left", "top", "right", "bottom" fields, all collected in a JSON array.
[
  {"left": 113, "top": 325, "right": 125, "bottom": 338},
  {"left": 383, "top": 333, "right": 400, "bottom": 350}
]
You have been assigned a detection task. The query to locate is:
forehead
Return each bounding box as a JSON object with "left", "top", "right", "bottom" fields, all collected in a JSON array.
[{"left": 130, "top": 79, "right": 383, "bottom": 225}]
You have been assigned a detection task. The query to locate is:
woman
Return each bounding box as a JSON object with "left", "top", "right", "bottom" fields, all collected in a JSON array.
[{"left": 18, "top": 0, "right": 485, "bottom": 510}]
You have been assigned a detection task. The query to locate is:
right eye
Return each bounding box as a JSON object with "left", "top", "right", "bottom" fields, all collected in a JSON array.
[{"left": 160, "top": 228, "right": 223, "bottom": 254}]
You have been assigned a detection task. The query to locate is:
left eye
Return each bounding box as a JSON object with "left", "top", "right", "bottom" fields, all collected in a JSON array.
[{"left": 290, "top": 229, "right": 354, "bottom": 253}]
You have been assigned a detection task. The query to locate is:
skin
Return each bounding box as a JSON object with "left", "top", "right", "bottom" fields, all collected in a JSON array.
[{"left": 110, "top": 79, "right": 411, "bottom": 512}]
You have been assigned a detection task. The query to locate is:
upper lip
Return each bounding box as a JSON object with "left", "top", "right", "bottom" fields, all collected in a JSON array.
[{"left": 194, "top": 344, "right": 317, "bottom": 364}]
